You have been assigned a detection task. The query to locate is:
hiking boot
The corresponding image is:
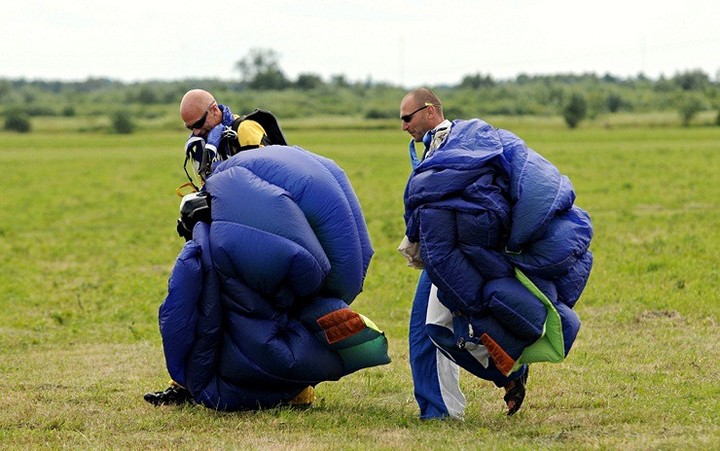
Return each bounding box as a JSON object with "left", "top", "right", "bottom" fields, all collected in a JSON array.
[{"left": 143, "top": 385, "right": 192, "bottom": 406}]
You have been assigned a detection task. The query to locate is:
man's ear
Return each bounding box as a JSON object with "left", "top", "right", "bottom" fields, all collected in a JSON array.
[{"left": 427, "top": 104, "right": 437, "bottom": 119}]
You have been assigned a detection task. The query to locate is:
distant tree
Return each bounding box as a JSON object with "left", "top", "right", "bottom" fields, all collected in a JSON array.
[
  {"left": 134, "top": 85, "right": 159, "bottom": 104},
  {"left": 364, "top": 108, "right": 395, "bottom": 119},
  {"left": 547, "top": 85, "right": 565, "bottom": 109},
  {"left": 69, "top": 77, "right": 117, "bottom": 93},
  {"left": 672, "top": 70, "right": 710, "bottom": 91},
  {"left": 606, "top": 92, "right": 625, "bottom": 113},
  {"left": 3, "top": 108, "right": 31, "bottom": 133},
  {"left": 515, "top": 73, "right": 532, "bottom": 85},
  {"left": 458, "top": 73, "right": 495, "bottom": 89},
  {"left": 636, "top": 72, "right": 650, "bottom": 83},
  {"left": 442, "top": 105, "right": 466, "bottom": 120},
  {"left": 330, "top": 74, "right": 350, "bottom": 88},
  {"left": 295, "top": 73, "right": 324, "bottom": 90},
  {"left": 562, "top": 93, "right": 587, "bottom": 128},
  {"left": 253, "top": 71, "right": 290, "bottom": 90},
  {"left": 110, "top": 110, "right": 135, "bottom": 134},
  {"left": 601, "top": 72, "right": 620, "bottom": 83},
  {"left": 25, "top": 104, "right": 57, "bottom": 116},
  {"left": 677, "top": 93, "right": 705, "bottom": 126},
  {"left": 235, "top": 48, "right": 290, "bottom": 90},
  {"left": 0, "top": 80, "right": 10, "bottom": 103}
]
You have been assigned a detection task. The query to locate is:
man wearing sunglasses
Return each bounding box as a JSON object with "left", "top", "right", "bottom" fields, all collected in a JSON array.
[
  {"left": 399, "top": 88, "right": 525, "bottom": 420},
  {"left": 179, "top": 89, "right": 280, "bottom": 185},
  {"left": 400, "top": 89, "right": 451, "bottom": 168},
  {"left": 144, "top": 89, "right": 290, "bottom": 406},
  {"left": 397, "top": 88, "right": 592, "bottom": 420}
]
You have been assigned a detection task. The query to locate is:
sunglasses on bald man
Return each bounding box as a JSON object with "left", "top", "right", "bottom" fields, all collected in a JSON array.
[
  {"left": 185, "top": 100, "right": 217, "bottom": 130},
  {"left": 401, "top": 102, "right": 438, "bottom": 123}
]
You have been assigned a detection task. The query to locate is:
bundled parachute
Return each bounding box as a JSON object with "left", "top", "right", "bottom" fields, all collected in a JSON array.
[
  {"left": 159, "top": 145, "right": 389, "bottom": 411},
  {"left": 404, "top": 119, "right": 593, "bottom": 375}
]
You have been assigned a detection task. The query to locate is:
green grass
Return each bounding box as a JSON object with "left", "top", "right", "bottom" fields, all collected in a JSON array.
[{"left": 1, "top": 121, "right": 719, "bottom": 449}]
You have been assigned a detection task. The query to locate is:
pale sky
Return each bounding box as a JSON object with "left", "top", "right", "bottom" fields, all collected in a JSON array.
[{"left": 2, "top": 0, "right": 719, "bottom": 86}]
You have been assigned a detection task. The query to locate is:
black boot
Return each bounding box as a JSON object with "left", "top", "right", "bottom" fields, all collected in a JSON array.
[
  {"left": 143, "top": 385, "right": 192, "bottom": 406},
  {"left": 503, "top": 367, "right": 529, "bottom": 416}
]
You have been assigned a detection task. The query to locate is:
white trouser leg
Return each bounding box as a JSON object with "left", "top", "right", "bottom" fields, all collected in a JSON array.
[{"left": 425, "top": 284, "right": 466, "bottom": 418}]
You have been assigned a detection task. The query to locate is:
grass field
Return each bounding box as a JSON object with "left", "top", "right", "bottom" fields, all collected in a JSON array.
[{"left": 1, "top": 118, "right": 719, "bottom": 449}]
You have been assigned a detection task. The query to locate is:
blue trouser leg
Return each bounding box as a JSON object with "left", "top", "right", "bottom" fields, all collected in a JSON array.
[{"left": 409, "top": 271, "right": 465, "bottom": 419}]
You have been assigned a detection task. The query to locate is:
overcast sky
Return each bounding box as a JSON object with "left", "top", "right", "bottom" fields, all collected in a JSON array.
[{"left": 2, "top": 0, "right": 719, "bottom": 86}]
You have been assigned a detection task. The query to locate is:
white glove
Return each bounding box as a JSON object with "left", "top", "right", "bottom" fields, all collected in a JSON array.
[{"left": 398, "top": 236, "right": 423, "bottom": 269}]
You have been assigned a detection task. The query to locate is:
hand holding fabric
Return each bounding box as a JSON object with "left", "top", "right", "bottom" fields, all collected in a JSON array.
[{"left": 398, "top": 236, "right": 423, "bottom": 269}]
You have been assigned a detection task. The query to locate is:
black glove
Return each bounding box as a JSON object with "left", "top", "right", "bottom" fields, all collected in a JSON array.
[{"left": 176, "top": 191, "right": 210, "bottom": 241}]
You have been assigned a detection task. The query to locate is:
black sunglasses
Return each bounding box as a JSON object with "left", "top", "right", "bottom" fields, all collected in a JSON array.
[
  {"left": 185, "top": 100, "right": 216, "bottom": 130},
  {"left": 401, "top": 102, "right": 435, "bottom": 123}
]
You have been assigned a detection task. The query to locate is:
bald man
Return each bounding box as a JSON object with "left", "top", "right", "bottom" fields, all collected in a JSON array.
[
  {"left": 180, "top": 89, "right": 266, "bottom": 143},
  {"left": 398, "top": 87, "right": 530, "bottom": 419},
  {"left": 179, "top": 89, "right": 285, "bottom": 184},
  {"left": 144, "top": 90, "right": 294, "bottom": 406}
]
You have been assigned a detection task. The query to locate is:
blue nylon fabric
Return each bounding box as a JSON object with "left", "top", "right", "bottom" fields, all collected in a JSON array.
[
  {"left": 158, "top": 145, "right": 388, "bottom": 411},
  {"left": 158, "top": 241, "right": 202, "bottom": 388},
  {"left": 212, "top": 145, "right": 370, "bottom": 302},
  {"left": 403, "top": 119, "right": 593, "bottom": 364}
]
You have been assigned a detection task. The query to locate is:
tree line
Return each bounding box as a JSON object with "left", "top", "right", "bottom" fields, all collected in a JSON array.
[{"left": 2, "top": 48, "right": 719, "bottom": 133}]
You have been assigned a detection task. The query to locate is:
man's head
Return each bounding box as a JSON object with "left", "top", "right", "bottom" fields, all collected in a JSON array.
[
  {"left": 180, "top": 89, "right": 222, "bottom": 137},
  {"left": 400, "top": 87, "right": 444, "bottom": 142}
]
